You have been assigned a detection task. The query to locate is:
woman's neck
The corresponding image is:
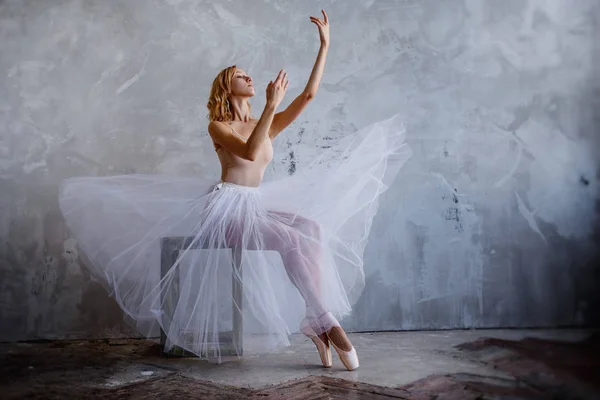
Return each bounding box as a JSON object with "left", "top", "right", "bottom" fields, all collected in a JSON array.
[{"left": 229, "top": 97, "right": 252, "bottom": 122}]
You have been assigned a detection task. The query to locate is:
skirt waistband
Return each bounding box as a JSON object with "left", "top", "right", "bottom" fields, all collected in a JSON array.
[{"left": 214, "top": 181, "right": 260, "bottom": 192}]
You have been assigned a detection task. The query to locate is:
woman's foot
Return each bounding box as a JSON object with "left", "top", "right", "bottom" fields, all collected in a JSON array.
[
  {"left": 326, "top": 325, "right": 359, "bottom": 371},
  {"left": 326, "top": 326, "right": 353, "bottom": 352},
  {"left": 300, "top": 323, "right": 332, "bottom": 368},
  {"left": 306, "top": 312, "right": 359, "bottom": 371},
  {"left": 314, "top": 313, "right": 358, "bottom": 371}
]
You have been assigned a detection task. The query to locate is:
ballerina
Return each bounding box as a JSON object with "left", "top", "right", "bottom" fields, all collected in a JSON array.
[
  {"left": 206, "top": 10, "right": 360, "bottom": 370},
  {"left": 58, "top": 9, "right": 412, "bottom": 370}
]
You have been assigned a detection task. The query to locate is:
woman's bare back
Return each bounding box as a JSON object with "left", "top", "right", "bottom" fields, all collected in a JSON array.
[{"left": 214, "top": 123, "right": 273, "bottom": 187}]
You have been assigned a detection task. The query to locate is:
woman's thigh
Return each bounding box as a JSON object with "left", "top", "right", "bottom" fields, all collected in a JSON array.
[
  {"left": 267, "top": 211, "right": 322, "bottom": 240},
  {"left": 223, "top": 211, "right": 321, "bottom": 252}
]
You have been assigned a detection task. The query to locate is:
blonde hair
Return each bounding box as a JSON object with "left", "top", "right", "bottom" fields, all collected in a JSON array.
[{"left": 206, "top": 65, "right": 253, "bottom": 122}]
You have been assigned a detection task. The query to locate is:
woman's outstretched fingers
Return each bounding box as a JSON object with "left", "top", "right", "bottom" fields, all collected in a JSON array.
[
  {"left": 278, "top": 71, "right": 287, "bottom": 87},
  {"left": 276, "top": 69, "right": 285, "bottom": 84}
]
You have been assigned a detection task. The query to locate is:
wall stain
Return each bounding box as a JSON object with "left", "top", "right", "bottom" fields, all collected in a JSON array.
[
  {"left": 297, "top": 126, "right": 305, "bottom": 144},
  {"left": 443, "top": 188, "right": 464, "bottom": 232},
  {"left": 444, "top": 207, "right": 463, "bottom": 233},
  {"left": 287, "top": 151, "right": 296, "bottom": 176}
]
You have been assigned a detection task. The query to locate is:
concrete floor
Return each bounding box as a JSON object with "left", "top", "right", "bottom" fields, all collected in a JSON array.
[
  {"left": 160, "top": 329, "right": 579, "bottom": 388},
  {"left": 2, "top": 328, "right": 599, "bottom": 399}
]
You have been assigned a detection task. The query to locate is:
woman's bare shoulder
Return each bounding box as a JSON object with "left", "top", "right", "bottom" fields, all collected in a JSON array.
[{"left": 208, "top": 120, "right": 230, "bottom": 135}]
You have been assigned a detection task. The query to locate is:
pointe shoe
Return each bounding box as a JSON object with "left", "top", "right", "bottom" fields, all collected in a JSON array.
[
  {"left": 313, "top": 312, "right": 359, "bottom": 371},
  {"left": 320, "top": 317, "right": 359, "bottom": 371},
  {"left": 326, "top": 330, "right": 359, "bottom": 371},
  {"left": 300, "top": 324, "right": 332, "bottom": 368}
]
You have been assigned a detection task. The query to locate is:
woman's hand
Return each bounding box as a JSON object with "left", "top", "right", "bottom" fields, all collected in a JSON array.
[
  {"left": 310, "top": 9, "right": 330, "bottom": 47},
  {"left": 266, "top": 69, "right": 289, "bottom": 109}
]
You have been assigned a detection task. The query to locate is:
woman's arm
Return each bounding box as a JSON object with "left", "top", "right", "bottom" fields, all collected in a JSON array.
[
  {"left": 269, "top": 10, "right": 330, "bottom": 139},
  {"left": 208, "top": 105, "right": 276, "bottom": 161},
  {"left": 209, "top": 70, "right": 288, "bottom": 161}
]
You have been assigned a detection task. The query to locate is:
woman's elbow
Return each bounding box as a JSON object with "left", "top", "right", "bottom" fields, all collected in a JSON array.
[
  {"left": 245, "top": 150, "right": 257, "bottom": 162},
  {"left": 304, "top": 92, "right": 315, "bottom": 102}
]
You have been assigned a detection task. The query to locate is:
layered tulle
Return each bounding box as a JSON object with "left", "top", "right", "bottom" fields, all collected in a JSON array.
[{"left": 58, "top": 113, "right": 412, "bottom": 362}]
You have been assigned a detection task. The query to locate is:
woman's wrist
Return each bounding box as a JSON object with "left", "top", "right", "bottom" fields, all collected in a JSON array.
[{"left": 265, "top": 101, "right": 278, "bottom": 112}]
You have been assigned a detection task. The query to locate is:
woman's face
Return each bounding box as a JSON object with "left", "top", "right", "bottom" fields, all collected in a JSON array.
[{"left": 230, "top": 69, "right": 255, "bottom": 98}]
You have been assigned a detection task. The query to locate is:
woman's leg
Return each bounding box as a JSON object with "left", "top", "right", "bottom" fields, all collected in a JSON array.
[
  {"left": 224, "top": 210, "right": 352, "bottom": 350},
  {"left": 262, "top": 211, "right": 327, "bottom": 320},
  {"left": 263, "top": 211, "right": 353, "bottom": 351}
]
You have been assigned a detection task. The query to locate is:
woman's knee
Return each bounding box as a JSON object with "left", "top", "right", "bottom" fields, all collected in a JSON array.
[
  {"left": 296, "top": 216, "right": 322, "bottom": 240},
  {"left": 268, "top": 211, "right": 322, "bottom": 240}
]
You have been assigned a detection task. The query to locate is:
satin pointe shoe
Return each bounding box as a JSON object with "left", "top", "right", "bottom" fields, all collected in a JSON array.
[
  {"left": 327, "top": 332, "right": 359, "bottom": 371},
  {"left": 319, "top": 312, "right": 359, "bottom": 371},
  {"left": 300, "top": 322, "right": 332, "bottom": 368}
]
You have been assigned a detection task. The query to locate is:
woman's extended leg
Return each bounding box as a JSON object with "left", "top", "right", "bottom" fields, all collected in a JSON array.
[
  {"left": 263, "top": 211, "right": 353, "bottom": 352},
  {"left": 223, "top": 209, "right": 357, "bottom": 368}
]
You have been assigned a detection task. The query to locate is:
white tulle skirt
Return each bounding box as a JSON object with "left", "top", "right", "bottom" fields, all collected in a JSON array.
[{"left": 58, "top": 113, "right": 412, "bottom": 362}]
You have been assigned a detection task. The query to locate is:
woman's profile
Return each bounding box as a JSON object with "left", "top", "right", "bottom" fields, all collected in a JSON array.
[{"left": 59, "top": 10, "right": 412, "bottom": 370}]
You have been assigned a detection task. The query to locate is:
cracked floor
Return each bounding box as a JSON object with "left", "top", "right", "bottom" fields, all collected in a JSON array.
[{"left": 2, "top": 329, "right": 599, "bottom": 399}]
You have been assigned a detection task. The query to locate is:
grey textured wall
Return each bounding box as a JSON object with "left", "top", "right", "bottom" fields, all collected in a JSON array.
[{"left": 1, "top": 0, "right": 599, "bottom": 341}]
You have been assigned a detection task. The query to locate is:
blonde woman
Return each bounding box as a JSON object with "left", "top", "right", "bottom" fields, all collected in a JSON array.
[{"left": 59, "top": 10, "right": 412, "bottom": 370}]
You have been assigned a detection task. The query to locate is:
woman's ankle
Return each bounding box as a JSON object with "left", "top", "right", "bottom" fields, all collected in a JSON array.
[
  {"left": 302, "top": 312, "right": 335, "bottom": 332},
  {"left": 315, "top": 311, "right": 339, "bottom": 330},
  {"left": 327, "top": 326, "right": 353, "bottom": 352}
]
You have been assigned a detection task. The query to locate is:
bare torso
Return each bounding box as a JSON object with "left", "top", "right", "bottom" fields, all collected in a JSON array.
[{"left": 213, "top": 122, "right": 274, "bottom": 187}]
